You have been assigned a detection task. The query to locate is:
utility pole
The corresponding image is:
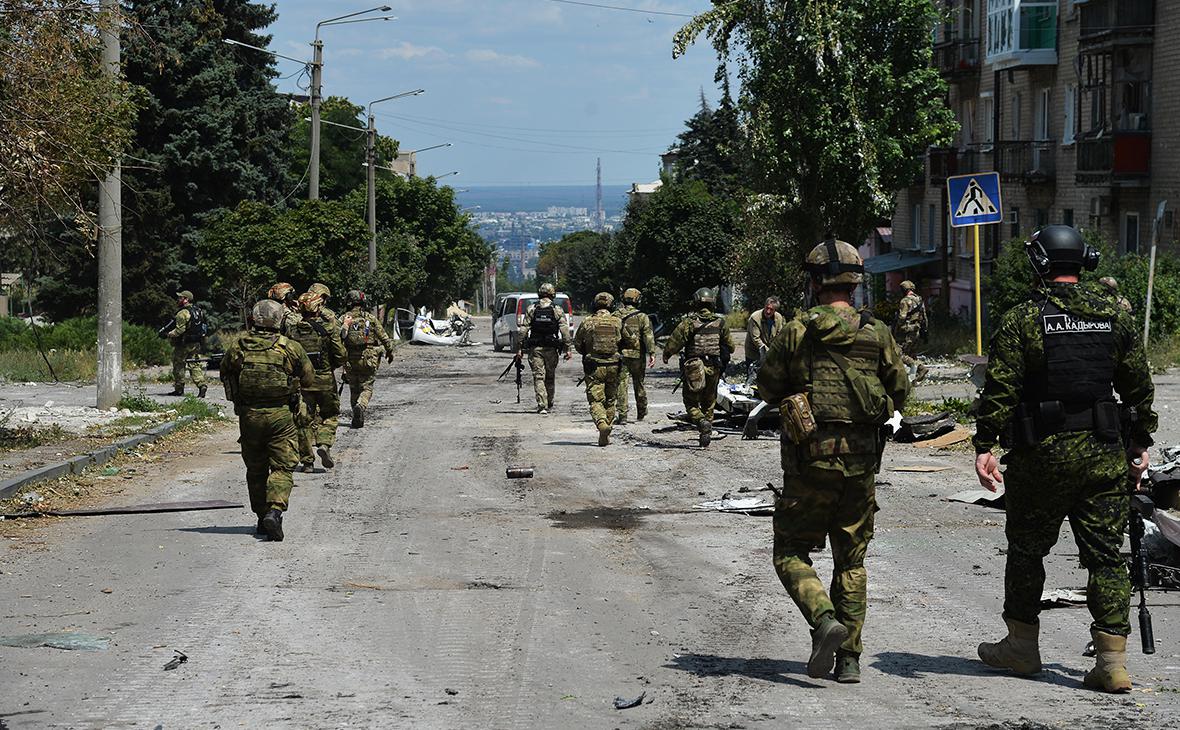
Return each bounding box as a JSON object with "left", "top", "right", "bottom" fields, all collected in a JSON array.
[
  {"left": 97, "top": 0, "right": 122, "bottom": 410},
  {"left": 366, "top": 111, "right": 377, "bottom": 272},
  {"left": 308, "top": 40, "right": 323, "bottom": 200}
]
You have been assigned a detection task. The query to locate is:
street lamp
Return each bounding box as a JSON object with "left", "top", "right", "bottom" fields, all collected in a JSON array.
[
  {"left": 367, "top": 89, "right": 425, "bottom": 272},
  {"left": 434, "top": 171, "right": 460, "bottom": 180}
]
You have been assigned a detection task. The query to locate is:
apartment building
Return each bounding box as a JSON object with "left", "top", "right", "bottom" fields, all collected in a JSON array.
[{"left": 890, "top": 0, "right": 1175, "bottom": 317}]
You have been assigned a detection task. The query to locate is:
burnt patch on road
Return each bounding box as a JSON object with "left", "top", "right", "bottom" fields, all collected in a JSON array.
[{"left": 547, "top": 506, "right": 646, "bottom": 531}]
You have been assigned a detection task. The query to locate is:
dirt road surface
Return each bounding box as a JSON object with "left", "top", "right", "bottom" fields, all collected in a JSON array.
[{"left": 3, "top": 329, "right": 1179, "bottom": 729}]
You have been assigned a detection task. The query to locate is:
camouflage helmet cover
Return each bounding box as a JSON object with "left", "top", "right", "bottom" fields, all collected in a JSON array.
[
  {"left": 537, "top": 282, "right": 556, "bottom": 298},
  {"left": 1098, "top": 276, "right": 1119, "bottom": 292},
  {"left": 175, "top": 289, "right": 194, "bottom": 301},
  {"left": 693, "top": 287, "right": 716, "bottom": 305},
  {"left": 251, "top": 299, "right": 285, "bottom": 330},
  {"left": 622, "top": 287, "right": 641, "bottom": 303},
  {"left": 346, "top": 290, "right": 366, "bottom": 306},
  {"left": 900, "top": 280, "right": 916, "bottom": 292},
  {"left": 298, "top": 291, "right": 324, "bottom": 315},
  {"left": 308, "top": 282, "right": 331, "bottom": 300},
  {"left": 268, "top": 282, "right": 296, "bottom": 303},
  {"left": 805, "top": 238, "right": 864, "bottom": 287},
  {"left": 593, "top": 291, "right": 614, "bottom": 309}
]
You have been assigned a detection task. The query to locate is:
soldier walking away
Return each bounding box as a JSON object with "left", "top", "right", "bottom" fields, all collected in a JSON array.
[
  {"left": 662, "top": 287, "right": 734, "bottom": 447},
  {"left": 893, "top": 280, "right": 928, "bottom": 383},
  {"left": 342, "top": 290, "right": 394, "bottom": 428},
  {"left": 745, "top": 296, "right": 786, "bottom": 378},
  {"left": 307, "top": 282, "right": 340, "bottom": 328},
  {"left": 615, "top": 288, "right": 656, "bottom": 424},
  {"left": 973, "top": 225, "right": 1157, "bottom": 693},
  {"left": 1099, "top": 276, "right": 1134, "bottom": 314},
  {"left": 756, "top": 238, "right": 910, "bottom": 684},
  {"left": 164, "top": 289, "right": 208, "bottom": 398},
  {"left": 519, "top": 282, "right": 572, "bottom": 414},
  {"left": 575, "top": 292, "right": 624, "bottom": 446},
  {"left": 267, "top": 282, "right": 302, "bottom": 335},
  {"left": 219, "top": 299, "right": 314, "bottom": 542},
  {"left": 290, "top": 291, "right": 347, "bottom": 471}
]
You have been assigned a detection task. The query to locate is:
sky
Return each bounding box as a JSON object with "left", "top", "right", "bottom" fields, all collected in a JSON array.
[{"left": 262, "top": 0, "right": 720, "bottom": 186}]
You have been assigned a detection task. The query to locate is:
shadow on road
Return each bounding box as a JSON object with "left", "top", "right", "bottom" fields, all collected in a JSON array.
[
  {"left": 544, "top": 440, "right": 602, "bottom": 447},
  {"left": 175, "top": 525, "right": 261, "bottom": 537},
  {"left": 663, "top": 653, "right": 826, "bottom": 689},
  {"left": 871, "top": 651, "right": 1084, "bottom": 686}
]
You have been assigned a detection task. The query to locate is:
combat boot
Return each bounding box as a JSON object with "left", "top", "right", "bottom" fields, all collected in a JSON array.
[
  {"left": 977, "top": 618, "right": 1041, "bottom": 675},
  {"left": 698, "top": 421, "right": 712, "bottom": 448},
  {"left": 255, "top": 516, "right": 266, "bottom": 535},
  {"left": 636, "top": 407, "right": 647, "bottom": 422},
  {"left": 808, "top": 617, "right": 849, "bottom": 679},
  {"left": 197, "top": 384, "right": 208, "bottom": 398},
  {"left": 835, "top": 651, "right": 861, "bottom": 684},
  {"left": 317, "top": 445, "right": 334, "bottom": 469},
  {"left": 597, "top": 421, "right": 611, "bottom": 447},
  {"left": 914, "top": 363, "right": 929, "bottom": 383},
  {"left": 169, "top": 385, "right": 184, "bottom": 396},
  {"left": 351, "top": 406, "right": 365, "bottom": 428},
  {"left": 261, "top": 509, "right": 284, "bottom": 542},
  {"left": 1083, "top": 630, "right": 1131, "bottom": 693},
  {"left": 616, "top": 414, "right": 628, "bottom": 425}
]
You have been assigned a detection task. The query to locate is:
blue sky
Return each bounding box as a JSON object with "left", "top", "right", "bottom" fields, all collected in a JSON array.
[{"left": 263, "top": 0, "right": 720, "bottom": 186}]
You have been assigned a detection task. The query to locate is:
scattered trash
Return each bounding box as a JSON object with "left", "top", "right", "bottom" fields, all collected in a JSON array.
[
  {"left": 163, "top": 649, "right": 188, "bottom": 670},
  {"left": 0, "top": 499, "right": 243, "bottom": 520},
  {"left": 444, "top": 688, "right": 459, "bottom": 696},
  {"left": 946, "top": 490, "right": 1006, "bottom": 510},
  {"left": 613, "top": 692, "right": 646, "bottom": 710},
  {"left": 18, "top": 491, "right": 43, "bottom": 506},
  {"left": 692, "top": 495, "right": 774, "bottom": 515},
  {"left": 506, "top": 467, "right": 534, "bottom": 479},
  {"left": 1041, "top": 588, "right": 1087, "bottom": 608},
  {"left": 100, "top": 466, "right": 120, "bottom": 476},
  {"left": 890, "top": 465, "right": 953, "bottom": 473},
  {"left": 895, "top": 412, "right": 956, "bottom": 443},
  {"left": 488, "top": 400, "right": 502, "bottom": 405},
  {"left": 100, "top": 588, "right": 113, "bottom": 594},
  {"left": 450, "top": 465, "right": 470, "bottom": 471},
  {"left": 0, "top": 632, "right": 110, "bottom": 651},
  {"left": 914, "top": 429, "right": 972, "bottom": 449}
]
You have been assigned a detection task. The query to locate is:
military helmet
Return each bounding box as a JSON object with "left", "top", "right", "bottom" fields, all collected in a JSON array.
[
  {"left": 693, "top": 287, "right": 716, "bottom": 305},
  {"left": 268, "top": 282, "right": 296, "bottom": 303},
  {"left": 1098, "top": 276, "right": 1119, "bottom": 292},
  {"left": 346, "top": 290, "right": 366, "bottom": 307},
  {"left": 900, "top": 280, "right": 916, "bottom": 292},
  {"left": 622, "top": 287, "right": 641, "bottom": 304},
  {"left": 1025, "top": 225, "right": 1099, "bottom": 276},
  {"left": 805, "top": 238, "right": 864, "bottom": 287},
  {"left": 537, "top": 282, "right": 556, "bottom": 298},
  {"left": 593, "top": 291, "right": 614, "bottom": 309},
  {"left": 251, "top": 299, "right": 285, "bottom": 330},
  {"left": 308, "top": 283, "right": 331, "bottom": 300},
  {"left": 175, "top": 289, "right": 194, "bottom": 301},
  {"left": 298, "top": 291, "right": 324, "bottom": 315}
]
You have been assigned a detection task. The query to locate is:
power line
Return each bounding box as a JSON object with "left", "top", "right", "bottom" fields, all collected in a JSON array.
[
  {"left": 536, "top": 0, "right": 696, "bottom": 18},
  {"left": 375, "top": 112, "right": 664, "bottom": 156}
]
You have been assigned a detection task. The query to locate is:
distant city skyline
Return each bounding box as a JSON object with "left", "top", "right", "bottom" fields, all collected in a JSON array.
[{"left": 264, "top": 1, "right": 717, "bottom": 186}]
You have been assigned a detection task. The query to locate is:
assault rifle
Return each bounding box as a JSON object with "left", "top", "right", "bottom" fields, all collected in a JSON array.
[
  {"left": 1129, "top": 475, "right": 1156, "bottom": 654},
  {"left": 157, "top": 318, "right": 176, "bottom": 339},
  {"left": 498, "top": 352, "right": 524, "bottom": 403}
]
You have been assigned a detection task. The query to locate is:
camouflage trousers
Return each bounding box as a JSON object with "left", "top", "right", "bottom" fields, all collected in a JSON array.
[
  {"left": 681, "top": 362, "right": 720, "bottom": 426},
  {"left": 616, "top": 356, "right": 648, "bottom": 421},
  {"left": 297, "top": 388, "right": 341, "bottom": 464},
  {"left": 1002, "top": 451, "right": 1132, "bottom": 635},
  {"left": 347, "top": 349, "right": 381, "bottom": 410},
  {"left": 171, "top": 343, "right": 207, "bottom": 389},
  {"left": 773, "top": 465, "right": 877, "bottom": 656},
  {"left": 584, "top": 360, "right": 620, "bottom": 428},
  {"left": 238, "top": 406, "right": 299, "bottom": 517},
  {"left": 528, "top": 347, "right": 561, "bottom": 410}
]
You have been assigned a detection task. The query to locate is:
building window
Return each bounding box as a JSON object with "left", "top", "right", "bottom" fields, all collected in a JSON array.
[
  {"left": 1010, "top": 206, "right": 1020, "bottom": 239},
  {"left": 1125, "top": 212, "right": 1140, "bottom": 254},
  {"left": 1063, "top": 208, "right": 1074, "bottom": 227},
  {"left": 928, "top": 204, "right": 936, "bottom": 250},
  {"left": 1063, "top": 85, "right": 1077, "bottom": 145},
  {"left": 912, "top": 204, "right": 921, "bottom": 248}
]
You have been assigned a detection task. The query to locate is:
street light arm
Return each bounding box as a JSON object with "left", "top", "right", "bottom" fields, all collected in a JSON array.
[
  {"left": 222, "top": 38, "right": 310, "bottom": 66},
  {"left": 316, "top": 6, "right": 393, "bottom": 39},
  {"left": 320, "top": 15, "right": 397, "bottom": 28},
  {"left": 408, "top": 143, "right": 452, "bottom": 155},
  {"left": 369, "top": 89, "right": 426, "bottom": 114},
  {"left": 316, "top": 118, "right": 367, "bottom": 132}
]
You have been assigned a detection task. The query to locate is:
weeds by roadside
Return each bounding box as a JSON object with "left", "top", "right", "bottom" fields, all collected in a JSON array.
[
  {"left": 904, "top": 396, "right": 974, "bottom": 423},
  {"left": 0, "top": 423, "right": 72, "bottom": 452}
]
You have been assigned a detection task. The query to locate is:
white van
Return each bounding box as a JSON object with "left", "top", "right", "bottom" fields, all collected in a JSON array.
[{"left": 492, "top": 292, "right": 574, "bottom": 351}]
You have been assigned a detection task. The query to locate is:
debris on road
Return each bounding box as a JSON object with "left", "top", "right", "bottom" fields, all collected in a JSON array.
[
  {"left": 0, "top": 632, "right": 110, "bottom": 651},
  {"left": 1041, "top": 588, "right": 1087, "bottom": 608},
  {"left": 894, "top": 412, "right": 956, "bottom": 443},
  {"left": 445, "top": 688, "right": 459, "bottom": 696},
  {"left": 613, "top": 692, "right": 646, "bottom": 710},
  {"left": 506, "top": 467, "right": 534, "bottom": 479},
  {"left": 946, "top": 490, "right": 1006, "bottom": 510},
  {"left": 890, "top": 465, "right": 953, "bottom": 473},
  {"left": 692, "top": 494, "right": 774, "bottom": 515},
  {"left": 163, "top": 649, "right": 188, "bottom": 670},
  {"left": 0, "top": 499, "right": 243, "bottom": 519},
  {"left": 450, "top": 465, "right": 470, "bottom": 471},
  {"left": 913, "top": 429, "right": 972, "bottom": 449}
]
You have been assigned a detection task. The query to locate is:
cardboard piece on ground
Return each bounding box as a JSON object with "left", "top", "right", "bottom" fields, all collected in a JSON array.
[
  {"left": 1040, "top": 588, "right": 1087, "bottom": 608},
  {"left": 692, "top": 495, "right": 775, "bottom": 515},
  {"left": 891, "top": 465, "right": 954, "bottom": 473},
  {"left": 946, "top": 490, "right": 1006, "bottom": 510},
  {"left": 914, "top": 429, "right": 972, "bottom": 449}
]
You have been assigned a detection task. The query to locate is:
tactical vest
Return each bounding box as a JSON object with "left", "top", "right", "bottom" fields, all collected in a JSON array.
[
  {"left": 587, "top": 315, "right": 622, "bottom": 360},
  {"left": 619, "top": 310, "right": 644, "bottom": 353},
  {"left": 236, "top": 335, "right": 293, "bottom": 406},
  {"left": 687, "top": 316, "right": 722, "bottom": 359},
  {"left": 528, "top": 304, "right": 561, "bottom": 348},
  {"left": 1024, "top": 300, "right": 1115, "bottom": 404},
  {"left": 290, "top": 319, "right": 328, "bottom": 370},
  {"left": 793, "top": 322, "right": 885, "bottom": 426},
  {"left": 344, "top": 314, "right": 372, "bottom": 351}
]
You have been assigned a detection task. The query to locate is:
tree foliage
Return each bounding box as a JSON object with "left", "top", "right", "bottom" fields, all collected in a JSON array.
[
  {"left": 672, "top": 88, "right": 746, "bottom": 197},
  {"left": 286, "top": 96, "right": 398, "bottom": 201},
  {"left": 537, "top": 230, "right": 617, "bottom": 308}
]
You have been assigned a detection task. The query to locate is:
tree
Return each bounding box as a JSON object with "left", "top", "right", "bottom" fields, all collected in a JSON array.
[
  {"left": 675, "top": 0, "right": 955, "bottom": 247},
  {"left": 359, "top": 229, "right": 427, "bottom": 315},
  {"left": 537, "top": 230, "right": 617, "bottom": 307},
  {"left": 286, "top": 96, "right": 399, "bottom": 201},
  {"left": 672, "top": 87, "right": 746, "bottom": 196}
]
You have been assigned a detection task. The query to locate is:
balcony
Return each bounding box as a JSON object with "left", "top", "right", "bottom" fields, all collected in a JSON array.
[
  {"left": 933, "top": 39, "right": 981, "bottom": 80},
  {"left": 986, "top": 1, "right": 1057, "bottom": 69},
  {"left": 928, "top": 146, "right": 983, "bottom": 185},
  {"left": 1079, "top": 0, "right": 1154, "bottom": 50},
  {"left": 1076, "top": 131, "right": 1152, "bottom": 186},
  {"left": 995, "top": 141, "right": 1055, "bottom": 184}
]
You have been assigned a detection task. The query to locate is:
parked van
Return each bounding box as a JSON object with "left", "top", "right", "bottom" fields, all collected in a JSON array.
[{"left": 492, "top": 292, "right": 574, "bottom": 351}]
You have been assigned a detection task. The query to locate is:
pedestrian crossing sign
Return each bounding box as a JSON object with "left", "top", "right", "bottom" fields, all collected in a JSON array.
[{"left": 947, "top": 172, "right": 1003, "bottom": 228}]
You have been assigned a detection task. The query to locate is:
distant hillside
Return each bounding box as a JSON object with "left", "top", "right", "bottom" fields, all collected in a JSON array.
[{"left": 455, "top": 185, "right": 631, "bottom": 217}]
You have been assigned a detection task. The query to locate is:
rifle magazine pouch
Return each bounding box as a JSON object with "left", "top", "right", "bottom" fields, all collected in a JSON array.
[
  {"left": 683, "top": 357, "right": 707, "bottom": 393},
  {"left": 1093, "top": 400, "right": 1121, "bottom": 444},
  {"left": 781, "top": 392, "right": 817, "bottom": 445}
]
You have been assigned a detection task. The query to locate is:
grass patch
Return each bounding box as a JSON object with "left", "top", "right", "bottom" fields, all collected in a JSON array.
[
  {"left": 725, "top": 309, "right": 749, "bottom": 332},
  {"left": 0, "top": 348, "right": 100, "bottom": 382},
  {"left": 117, "top": 393, "right": 166, "bottom": 412},
  {"left": 904, "top": 395, "right": 975, "bottom": 423},
  {"left": 1148, "top": 333, "right": 1180, "bottom": 373}
]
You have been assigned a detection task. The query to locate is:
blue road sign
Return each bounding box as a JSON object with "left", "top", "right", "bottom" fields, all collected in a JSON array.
[{"left": 947, "top": 172, "right": 1003, "bottom": 228}]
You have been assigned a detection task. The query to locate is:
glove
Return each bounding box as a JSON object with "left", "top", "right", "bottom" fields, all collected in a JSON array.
[{"left": 385, "top": 348, "right": 395, "bottom": 361}]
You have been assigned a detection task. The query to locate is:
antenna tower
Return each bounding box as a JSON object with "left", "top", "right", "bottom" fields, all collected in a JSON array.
[{"left": 595, "top": 158, "right": 605, "bottom": 233}]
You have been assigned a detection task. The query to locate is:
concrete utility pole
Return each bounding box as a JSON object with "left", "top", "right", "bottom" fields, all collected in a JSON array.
[
  {"left": 366, "top": 90, "right": 425, "bottom": 273},
  {"left": 97, "top": 0, "right": 122, "bottom": 410},
  {"left": 308, "top": 40, "right": 324, "bottom": 200}
]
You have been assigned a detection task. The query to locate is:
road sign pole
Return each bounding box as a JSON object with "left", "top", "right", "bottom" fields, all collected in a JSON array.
[{"left": 973, "top": 225, "right": 982, "bottom": 356}]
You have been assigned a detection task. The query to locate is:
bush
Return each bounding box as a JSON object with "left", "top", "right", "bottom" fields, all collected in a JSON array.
[{"left": 0, "top": 316, "right": 170, "bottom": 366}]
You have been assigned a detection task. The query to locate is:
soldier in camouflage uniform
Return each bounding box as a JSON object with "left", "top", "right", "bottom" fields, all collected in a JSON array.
[
  {"left": 662, "top": 287, "right": 734, "bottom": 447},
  {"left": 165, "top": 289, "right": 208, "bottom": 398},
  {"left": 757, "top": 239, "right": 910, "bottom": 684},
  {"left": 220, "top": 299, "right": 314, "bottom": 542},
  {"left": 1099, "top": 276, "right": 1133, "bottom": 314},
  {"left": 973, "top": 226, "right": 1156, "bottom": 693},
  {"left": 307, "top": 282, "right": 341, "bottom": 329},
  {"left": 574, "top": 292, "right": 624, "bottom": 446},
  {"left": 342, "top": 290, "right": 394, "bottom": 428},
  {"left": 615, "top": 288, "right": 656, "bottom": 424},
  {"left": 268, "top": 282, "right": 302, "bottom": 336},
  {"left": 893, "top": 280, "right": 928, "bottom": 383},
  {"left": 290, "top": 291, "right": 347, "bottom": 471},
  {"left": 519, "top": 282, "right": 572, "bottom": 414}
]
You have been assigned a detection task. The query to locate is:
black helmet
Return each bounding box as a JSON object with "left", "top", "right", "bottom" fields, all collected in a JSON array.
[{"left": 1025, "top": 225, "right": 1100, "bottom": 276}]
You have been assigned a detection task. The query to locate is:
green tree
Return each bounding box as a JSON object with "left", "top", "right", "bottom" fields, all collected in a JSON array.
[
  {"left": 287, "top": 96, "right": 399, "bottom": 201},
  {"left": 359, "top": 229, "right": 427, "bottom": 315},
  {"left": 672, "top": 87, "right": 746, "bottom": 196},
  {"left": 538, "top": 230, "right": 617, "bottom": 307}
]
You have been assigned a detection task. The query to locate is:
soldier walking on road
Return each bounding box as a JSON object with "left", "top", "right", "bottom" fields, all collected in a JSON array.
[
  {"left": 663, "top": 287, "right": 734, "bottom": 447},
  {"left": 574, "top": 292, "right": 624, "bottom": 446},
  {"left": 268, "top": 282, "right": 302, "bottom": 336},
  {"left": 342, "top": 290, "right": 394, "bottom": 428},
  {"left": 220, "top": 299, "right": 314, "bottom": 542},
  {"left": 519, "top": 282, "right": 572, "bottom": 414},
  {"left": 973, "top": 225, "right": 1157, "bottom": 693},
  {"left": 165, "top": 289, "right": 208, "bottom": 398},
  {"left": 893, "top": 280, "right": 928, "bottom": 383},
  {"left": 756, "top": 238, "right": 910, "bottom": 684},
  {"left": 290, "top": 291, "right": 348, "bottom": 471},
  {"left": 615, "top": 288, "right": 656, "bottom": 424}
]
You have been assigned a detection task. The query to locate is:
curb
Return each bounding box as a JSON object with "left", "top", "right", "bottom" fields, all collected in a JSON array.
[{"left": 0, "top": 415, "right": 197, "bottom": 501}]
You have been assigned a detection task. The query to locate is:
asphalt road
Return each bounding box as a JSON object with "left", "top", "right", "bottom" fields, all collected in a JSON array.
[{"left": 2, "top": 330, "right": 1179, "bottom": 729}]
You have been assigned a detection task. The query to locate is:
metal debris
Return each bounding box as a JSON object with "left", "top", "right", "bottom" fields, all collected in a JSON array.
[
  {"left": 0, "top": 632, "right": 110, "bottom": 651},
  {"left": 163, "top": 649, "right": 188, "bottom": 670},
  {"left": 946, "top": 490, "right": 1006, "bottom": 510},
  {"left": 613, "top": 692, "right": 646, "bottom": 710},
  {"left": 0, "top": 499, "right": 243, "bottom": 519},
  {"left": 505, "top": 467, "right": 534, "bottom": 479}
]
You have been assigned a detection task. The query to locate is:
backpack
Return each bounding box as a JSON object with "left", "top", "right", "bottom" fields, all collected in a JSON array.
[
  {"left": 619, "top": 310, "right": 644, "bottom": 353},
  {"left": 344, "top": 316, "right": 372, "bottom": 350},
  {"left": 185, "top": 306, "right": 209, "bottom": 344},
  {"left": 527, "top": 304, "right": 560, "bottom": 347},
  {"left": 236, "top": 335, "right": 292, "bottom": 403}
]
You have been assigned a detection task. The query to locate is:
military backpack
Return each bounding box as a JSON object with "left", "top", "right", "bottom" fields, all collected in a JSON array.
[
  {"left": 236, "top": 335, "right": 293, "bottom": 404},
  {"left": 344, "top": 316, "right": 372, "bottom": 351},
  {"left": 527, "top": 304, "right": 561, "bottom": 348},
  {"left": 183, "top": 306, "right": 209, "bottom": 344}
]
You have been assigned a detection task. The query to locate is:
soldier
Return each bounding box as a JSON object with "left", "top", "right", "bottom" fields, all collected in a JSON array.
[
  {"left": 267, "top": 282, "right": 302, "bottom": 335},
  {"left": 1099, "top": 276, "right": 1134, "bottom": 314},
  {"left": 164, "top": 289, "right": 208, "bottom": 398},
  {"left": 307, "top": 282, "right": 341, "bottom": 329},
  {"left": 973, "top": 225, "right": 1157, "bottom": 693},
  {"left": 574, "top": 292, "right": 624, "bottom": 446},
  {"left": 342, "top": 290, "right": 394, "bottom": 428},
  {"left": 219, "top": 299, "right": 314, "bottom": 542},
  {"left": 289, "top": 291, "right": 347, "bottom": 471},
  {"left": 893, "top": 280, "right": 928, "bottom": 383},
  {"left": 662, "top": 287, "right": 734, "bottom": 447},
  {"left": 518, "top": 282, "right": 572, "bottom": 414},
  {"left": 745, "top": 296, "right": 786, "bottom": 369},
  {"left": 756, "top": 238, "right": 910, "bottom": 684},
  {"left": 615, "top": 288, "right": 656, "bottom": 424}
]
